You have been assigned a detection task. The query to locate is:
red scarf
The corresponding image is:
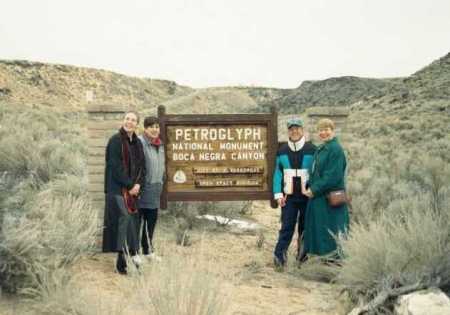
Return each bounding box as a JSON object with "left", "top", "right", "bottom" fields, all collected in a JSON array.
[
  {"left": 150, "top": 136, "right": 161, "bottom": 147},
  {"left": 144, "top": 134, "right": 162, "bottom": 147},
  {"left": 119, "top": 128, "right": 141, "bottom": 214}
]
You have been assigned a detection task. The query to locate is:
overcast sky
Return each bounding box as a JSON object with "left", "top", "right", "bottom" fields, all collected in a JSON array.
[{"left": 1, "top": 0, "right": 449, "bottom": 88}]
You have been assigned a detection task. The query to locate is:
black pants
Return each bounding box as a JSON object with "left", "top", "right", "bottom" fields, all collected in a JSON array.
[
  {"left": 139, "top": 208, "right": 158, "bottom": 255},
  {"left": 274, "top": 197, "right": 307, "bottom": 263}
]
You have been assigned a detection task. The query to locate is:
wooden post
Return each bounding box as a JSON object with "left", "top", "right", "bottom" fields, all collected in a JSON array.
[
  {"left": 306, "top": 107, "right": 349, "bottom": 142},
  {"left": 270, "top": 106, "right": 279, "bottom": 209},
  {"left": 87, "top": 105, "right": 126, "bottom": 221}
]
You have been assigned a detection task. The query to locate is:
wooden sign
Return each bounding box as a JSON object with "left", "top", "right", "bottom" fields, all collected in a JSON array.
[{"left": 158, "top": 106, "right": 278, "bottom": 208}]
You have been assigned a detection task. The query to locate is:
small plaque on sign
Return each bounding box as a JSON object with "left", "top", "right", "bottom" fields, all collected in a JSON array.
[
  {"left": 192, "top": 167, "right": 264, "bottom": 175},
  {"left": 194, "top": 179, "right": 263, "bottom": 187},
  {"left": 173, "top": 170, "right": 187, "bottom": 183}
]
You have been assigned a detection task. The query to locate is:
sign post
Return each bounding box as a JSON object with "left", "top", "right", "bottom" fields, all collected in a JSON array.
[{"left": 158, "top": 105, "right": 278, "bottom": 208}]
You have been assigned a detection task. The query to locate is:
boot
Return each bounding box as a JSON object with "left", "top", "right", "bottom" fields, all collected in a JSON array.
[{"left": 116, "top": 252, "right": 127, "bottom": 275}]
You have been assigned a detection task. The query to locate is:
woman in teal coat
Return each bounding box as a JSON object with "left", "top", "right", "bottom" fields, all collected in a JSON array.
[{"left": 303, "top": 118, "right": 349, "bottom": 257}]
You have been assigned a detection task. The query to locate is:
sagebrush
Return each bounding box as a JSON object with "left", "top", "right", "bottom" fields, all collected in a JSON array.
[{"left": 0, "top": 103, "right": 97, "bottom": 294}]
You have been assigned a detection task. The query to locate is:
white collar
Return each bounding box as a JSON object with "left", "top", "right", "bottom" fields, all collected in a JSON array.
[{"left": 288, "top": 137, "right": 305, "bottom": 152}]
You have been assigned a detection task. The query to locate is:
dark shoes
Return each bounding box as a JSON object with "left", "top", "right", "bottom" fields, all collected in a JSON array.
[
  {"left": 116, "top": 252, "right": 127, "bottom": 275},
  {"left": 273, "top": 255, "right": 286, "bottom": 271},
  {"left": 296, "top": 251, "right": 308, "bottom": 264},
  {"left": 323, "top": 258, "right": 342, "bottom": 267}
]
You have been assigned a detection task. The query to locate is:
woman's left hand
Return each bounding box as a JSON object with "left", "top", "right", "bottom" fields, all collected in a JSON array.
[{"left": 304, "top": 188, "right": 314, "bottom": 198}]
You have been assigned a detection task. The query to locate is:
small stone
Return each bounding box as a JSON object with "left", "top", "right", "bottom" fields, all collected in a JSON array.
[{"left": 395, "top": 288, "right": 450, "bottom": 315}]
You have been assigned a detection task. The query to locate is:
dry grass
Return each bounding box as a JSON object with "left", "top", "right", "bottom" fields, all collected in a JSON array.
[
  {"left": 0, "top": 103, "right": 97, "bottom": 294},
  {"left": 25, "top": 240, "right": 230, "bottom": 315},
  {"left": 134, "top": 244, "right": 230, "bottom": 315},
  {"left": 0, "top": 189, "right": 98, "bottom": 293}
]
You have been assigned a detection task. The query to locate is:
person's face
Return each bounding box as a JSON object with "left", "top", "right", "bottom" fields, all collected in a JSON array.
[
  {"left": 122, "top": 113, "right": 138, "bottom": 134},
  {"left": 318, "top": 127, "right": 335, "bottom": 142},
  {"left": 288, "top": 126, "right": 303, "bottom": 142},
  {"left": 144, "top": 123, "right": 160, "bottom": 139}
]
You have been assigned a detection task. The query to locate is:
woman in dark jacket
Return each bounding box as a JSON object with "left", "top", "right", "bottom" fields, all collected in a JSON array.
[
  {"left": 102, "top": 111, "right": 146, "bottom": 274},
  {"left": 303, "top": 118, "right": 349, "bottom": 257}
]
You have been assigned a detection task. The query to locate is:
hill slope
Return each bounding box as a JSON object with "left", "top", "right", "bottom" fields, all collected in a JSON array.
[
  {"left": 263, "top": 76, "right": 405, "bottom": 113},
  {"left": 0, "top": 60, "right": 192, "bottom": 111},
  {"left": 261, "top": 52, "right": 450, "bottom": 113},
  {"left": 0, "top": 60, "right": 288, "bottom": 114},
  {"left": 403, "top": 52, "right": 450, "bottom": 105},
  {"left": 1, "top": 52, "right": 449, "bottom": 114},
  {"left": 161, "top": 86, "right": 289, "bottom": 115}
]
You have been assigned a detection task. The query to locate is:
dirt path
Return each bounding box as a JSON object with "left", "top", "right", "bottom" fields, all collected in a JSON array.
[
  {"left": 0, "top": 201, "right": 346, "bottom": 315},
  {"left": 222, "top": 201, "right": 345, "bottom": 315}
]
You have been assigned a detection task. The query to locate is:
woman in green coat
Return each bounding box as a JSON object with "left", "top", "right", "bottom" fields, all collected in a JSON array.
[{"left": 303, "top": 118, "right": 349, "bottom": 257}]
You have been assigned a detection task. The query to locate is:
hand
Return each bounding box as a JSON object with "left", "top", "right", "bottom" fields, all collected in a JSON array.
[
  {"left": 301, "top": 184, "right": 307, "bottom": 195},
  {"left": 304, "top": 188, "right": 314, "bottom": 198},
  {"left": 277, "top": 196, "right": 287, "bottom": 208},
  {"left": 129, "top": 184, "right": 140, "bottom": 196}
]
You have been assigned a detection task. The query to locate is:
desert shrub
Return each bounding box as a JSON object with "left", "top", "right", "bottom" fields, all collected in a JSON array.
[
  {"left": 424, "top": 138, "right": 450, "bottom": 163},
  {"left": 0, "top": 121, "right": 84, "bottom": 182},
  {"left": 166, "top": 201, "right": 251, "bottom": 229},
  {"left": 166, "top": 202, "right": 200, "bottom": 229},
  {"left": 43, "top": 173, "right": 89, "bottom": 199},
  {"left": 0, "top": 103, "right": 96, "bottom": 294},
  {"left": 135, "top": 245, "right": 230, "bottom": 315},
  {"left": 167, "top": 201, "right": 251, "bottom": 246},
  {"left": 28, "top": 243, "right": 229, "bottom": 315},
  {"left": 0, "top": 187, "right": 97, "bottom": 293},
  {"left": 295, "top": 114, "right": 450, "bottom": 312},
  {"left": 295, "top": 175, "right": 450, "bottom": 312},
  {"left": 26, "top": 267, "right": 126, "bottom": 315},
  {"left": 208, "top": 201, "right": 252, "bottom": 218},
  {"left": 335, "top": 191, "right": 450, "bottom": 312},
  {"left": 174, "top": 217, "right": 192, "bottom": 246}
]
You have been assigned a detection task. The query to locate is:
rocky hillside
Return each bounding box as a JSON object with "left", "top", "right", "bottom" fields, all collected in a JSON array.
[
  {"left": 347, "top": 52, "right": 450, "bottom": 114},
  {"left": 408, "top": 52, "right": 450, "bottom": 99},
  {"left": 1, "top": 52, "right": 449, "bottom": 114},
  {"left": 262, "top": 76, "right": 405, "bottom": 113},
  {"left": 262, "top": 52, "right": 450, "bottom": 114},
  {"left": 159, "top": 86, "right": 289, "bottom": 115},
  {"left": 0, "top": 60, "right": 193, "bottom": 111},
  {"left": 0, "top": 60, "right": 288, "bottom": 114}
]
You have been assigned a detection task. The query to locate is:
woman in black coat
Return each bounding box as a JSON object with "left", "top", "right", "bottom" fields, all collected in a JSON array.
[{"left": 102, "top": 111, "right": 146, "bottom": 275}]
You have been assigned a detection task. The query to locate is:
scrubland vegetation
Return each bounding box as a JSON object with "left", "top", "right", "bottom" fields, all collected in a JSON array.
[
  {"left": 1, "top": 52, "right": 449, "bottom": 314},
  {"left": 2, "top": 100, "right": 449, "bottom": 315},
  {"left": 295, "top": 108, "right": 450, "bottom": 313},
  {"left": 0, "top": 103, "right": 97, "bottom": 295},
  {"left": 0, "top": 103, "right": 231, "bottom": 315}
]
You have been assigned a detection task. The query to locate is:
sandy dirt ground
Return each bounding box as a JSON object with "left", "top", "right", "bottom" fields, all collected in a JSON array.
[{"left": 0, "top": 201, "right": 347, "bottom": 315}]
